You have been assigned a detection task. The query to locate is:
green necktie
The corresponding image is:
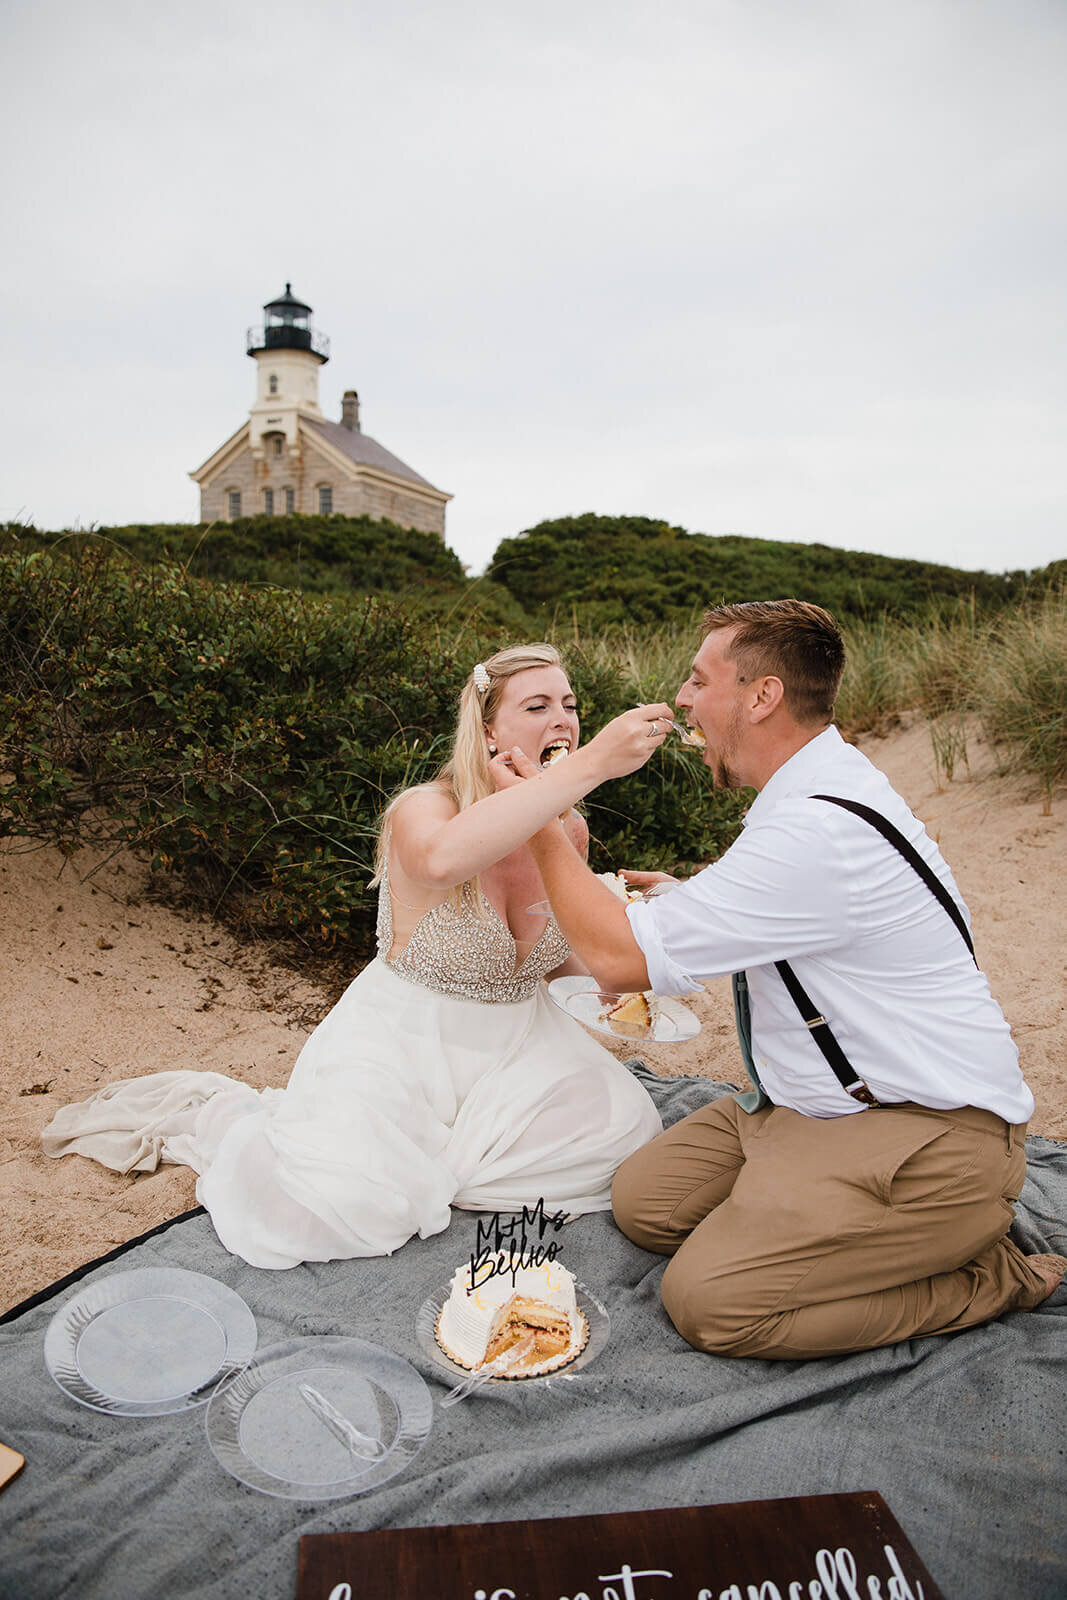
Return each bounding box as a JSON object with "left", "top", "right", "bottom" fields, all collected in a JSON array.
[{"left": 732, "top": 970, "right": 770, "bottom": 1113}]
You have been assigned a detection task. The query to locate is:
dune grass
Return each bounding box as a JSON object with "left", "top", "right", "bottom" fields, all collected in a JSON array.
[
  {"left": 837, "top": 585, "right": 1067, "bottom": 806},
  {"left": 554, "top": 583, "right": 1067, "bottom": 807}
]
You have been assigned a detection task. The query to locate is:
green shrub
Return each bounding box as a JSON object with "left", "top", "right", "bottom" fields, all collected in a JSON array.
[
  {"left": 0, "top": 545, "right": 462, "bottom": 949},
  {"left": 488, "top": 512, "right": 1028, "bottom": 629},
  {"left": 0, "top": 516, "right": 532, "bottom": 635},
  {"left": 0, "top": 545, "right": 744, "bottom": 954}
]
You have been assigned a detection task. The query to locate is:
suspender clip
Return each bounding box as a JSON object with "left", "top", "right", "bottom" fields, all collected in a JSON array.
[{"left": 847, "top": 1081, "right": 881, "bottom": 1107}]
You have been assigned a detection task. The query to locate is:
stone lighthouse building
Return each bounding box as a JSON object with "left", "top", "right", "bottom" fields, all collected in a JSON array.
[{"left": 189, "top": 286, "right": 451, "bottom": 536}]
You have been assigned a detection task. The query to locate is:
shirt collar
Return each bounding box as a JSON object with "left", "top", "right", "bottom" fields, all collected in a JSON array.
[{"left": 742, "top": 724, "right": 845, "bottom": 827}]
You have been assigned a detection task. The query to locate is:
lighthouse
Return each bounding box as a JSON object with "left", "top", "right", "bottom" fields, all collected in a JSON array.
[
  {"left": 190, "top": 285, "right": 451, "bottom": 535},
  {"left": 246, "top": 283, "right": 329, "bottom": 457}
]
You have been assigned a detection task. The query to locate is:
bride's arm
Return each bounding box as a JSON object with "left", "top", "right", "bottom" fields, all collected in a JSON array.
[{"left": 388, "top": 706, "right": 673, "bottom": 891}]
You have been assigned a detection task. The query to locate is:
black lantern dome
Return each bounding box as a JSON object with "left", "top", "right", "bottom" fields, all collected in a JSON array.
[{"left": 247, "top": 283, "right": 329, "bottom": 362}]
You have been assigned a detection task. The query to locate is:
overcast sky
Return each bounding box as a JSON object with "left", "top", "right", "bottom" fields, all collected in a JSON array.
[{"left": 2, "top": 0, "right": 1064, "bottom": 578}]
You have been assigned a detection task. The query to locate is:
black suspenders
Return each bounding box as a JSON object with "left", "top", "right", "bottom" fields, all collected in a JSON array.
[{"left": 773, "top": 794, "right": 976, "bottom": 1107}]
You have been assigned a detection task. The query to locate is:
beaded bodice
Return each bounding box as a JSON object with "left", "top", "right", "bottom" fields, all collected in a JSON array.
[{"left": 376, "top": 858, "right": 570, "bottom": 1004}]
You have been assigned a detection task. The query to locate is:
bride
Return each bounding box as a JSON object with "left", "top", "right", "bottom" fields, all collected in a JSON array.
[{"left": 43, "top": 644, "right": 665, "bottom": 1269}]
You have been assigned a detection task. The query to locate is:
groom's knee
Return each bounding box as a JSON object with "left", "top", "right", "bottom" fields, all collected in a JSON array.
[
  {"left": 660, "top": 1252, "right": 764, "bottom": 1355},
  {"left": 611, "top": 1147, "right": 681, "bottom": 1254}
]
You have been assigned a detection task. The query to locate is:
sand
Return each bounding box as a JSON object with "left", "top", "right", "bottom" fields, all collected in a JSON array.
[{"left": 2, "top": 714, "right": 1063, "bottom": 1314}]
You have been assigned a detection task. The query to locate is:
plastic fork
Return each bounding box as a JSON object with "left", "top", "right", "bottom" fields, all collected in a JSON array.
[
  {"left": 439, "top": 1334, "right": 538, "bottom": 1408},
  {"left": 297, "top": 1382, "right": 387, "bottom": 1459}
]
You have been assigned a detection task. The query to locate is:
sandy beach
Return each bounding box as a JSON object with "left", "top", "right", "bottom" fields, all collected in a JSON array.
[{"left": 2, "top": 713, "right": 1063, "bottom": 1315}]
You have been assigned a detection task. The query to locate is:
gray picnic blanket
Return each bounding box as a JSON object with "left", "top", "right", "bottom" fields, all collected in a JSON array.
[{"left": 1, "top": 1069, "right": 1065, "bottom": 1600}]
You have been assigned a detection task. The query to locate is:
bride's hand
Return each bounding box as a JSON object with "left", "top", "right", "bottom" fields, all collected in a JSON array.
[
  {"left": 583, "top": 704, "right": 675, "bottom": 779},
  {"left": 487, "top": 747, "right": 539, "bottom": 792}
]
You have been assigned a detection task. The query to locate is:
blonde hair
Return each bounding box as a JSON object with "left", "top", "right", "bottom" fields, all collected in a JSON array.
[{"left": 371, "top": 643, "right": 567, "bottom": 907}]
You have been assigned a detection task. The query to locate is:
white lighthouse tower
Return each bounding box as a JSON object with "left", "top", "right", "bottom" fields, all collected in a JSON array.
[{"left": 246, "top": 283, "right": 330, "bottom": 458}]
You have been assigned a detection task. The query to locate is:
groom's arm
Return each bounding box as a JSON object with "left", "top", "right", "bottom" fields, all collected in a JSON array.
[{"left": 529, "top": 820, "right": 651, "bottom": 993}]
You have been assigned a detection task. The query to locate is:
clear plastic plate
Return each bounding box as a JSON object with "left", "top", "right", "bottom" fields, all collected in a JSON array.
[
  {"left": 204, "top": 1336, "right": 432, "bottom": 1500},
  {"left": 547, "top": 975, "right": 701, "bottom": 1043},
  {"left": 43, "top": 1267, "right": 258, "bottom": 1417}
]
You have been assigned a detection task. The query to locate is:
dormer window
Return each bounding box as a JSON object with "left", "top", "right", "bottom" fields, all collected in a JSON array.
[{"left": 268, "top": 373, "right": 278, "bottom": 395}]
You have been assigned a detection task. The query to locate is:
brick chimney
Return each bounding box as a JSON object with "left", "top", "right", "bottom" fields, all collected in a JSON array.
[{"left": 341, "top": 390, "right": 361, "bottom": 431}]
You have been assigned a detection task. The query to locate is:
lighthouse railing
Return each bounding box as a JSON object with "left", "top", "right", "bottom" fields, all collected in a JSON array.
[{"left": 246, "top": 325, "right": 331, "bottom": 359}]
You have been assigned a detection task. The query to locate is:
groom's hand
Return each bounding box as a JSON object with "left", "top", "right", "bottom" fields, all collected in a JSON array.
[{"left": 620, "top": 869, "right": 679, "bottom": 892}]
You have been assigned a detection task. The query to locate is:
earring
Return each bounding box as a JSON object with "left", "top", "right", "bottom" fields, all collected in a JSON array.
[{"left": 487, "top": 743, "right": 498, "bottom": 756}]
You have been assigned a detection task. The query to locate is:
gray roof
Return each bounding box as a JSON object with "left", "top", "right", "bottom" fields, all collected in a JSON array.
[{"left": 304, "top": 417, "right": 437, "bottom": 490}]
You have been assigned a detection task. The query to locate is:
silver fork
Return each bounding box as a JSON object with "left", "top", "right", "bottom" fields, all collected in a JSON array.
[
  {"left": 439, "top": 1334, "right": 538, "bottom": 1408},
  {"left": 632, "top": 705, "right": 704, "bottom": 746}
]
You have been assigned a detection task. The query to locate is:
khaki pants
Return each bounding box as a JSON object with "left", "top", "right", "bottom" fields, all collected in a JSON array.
[{"left": 611, "top": 1095, "right": 1048, "bottom": 1359}]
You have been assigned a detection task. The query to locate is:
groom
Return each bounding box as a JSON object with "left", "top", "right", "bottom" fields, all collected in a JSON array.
[{"left": 499, "top": 599, "right": 1065, "bottom": 1359}]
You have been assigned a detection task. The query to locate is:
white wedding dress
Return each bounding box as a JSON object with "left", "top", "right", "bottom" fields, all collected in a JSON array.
[{"left": 42, "top": 863, "right": 662, "bottom": 1269}]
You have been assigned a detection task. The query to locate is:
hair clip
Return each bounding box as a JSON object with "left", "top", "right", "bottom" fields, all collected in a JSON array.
[{"left": 472, "top": 663, "right": 491, "bottom": 695}]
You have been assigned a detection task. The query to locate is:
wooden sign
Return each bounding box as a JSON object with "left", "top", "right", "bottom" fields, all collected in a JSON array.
[{"left": 297, "top": 1492, "right": 945, "bottom": 1599}]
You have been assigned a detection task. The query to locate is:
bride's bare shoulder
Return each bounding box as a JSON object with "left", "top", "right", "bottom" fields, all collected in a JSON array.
[{"left": 389, "top": 782, "right": 459, "bottom": 835}]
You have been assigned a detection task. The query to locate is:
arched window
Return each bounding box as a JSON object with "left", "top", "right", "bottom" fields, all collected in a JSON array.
[
  {"left": 268, "top": 373, "right": 278, "bottom": 395},
  {"left": 318, "top": 485, "right": 333, "bottom": 514},
  {"left": 227, "top": 489, "right": 241, "bottom": 519},
  {"left": 273, "top": 435, "right": 283, "bottom": 456}
]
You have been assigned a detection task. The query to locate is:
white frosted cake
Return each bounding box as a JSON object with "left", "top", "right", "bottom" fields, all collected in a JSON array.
[{"left": 436, "top": 1259, "right": 587, "bottom": 1375}]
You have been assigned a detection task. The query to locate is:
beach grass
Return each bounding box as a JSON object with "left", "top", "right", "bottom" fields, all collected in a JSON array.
[
  {"left": 545, "top": 583, "right": 1067, "bottom": 804},
  {"left": 838, "top": 584, "right": 1066, "bottom": 805}
]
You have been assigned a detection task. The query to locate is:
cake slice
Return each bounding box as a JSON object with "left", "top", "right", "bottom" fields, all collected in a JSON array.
[
  {"left": 481, "top": 1294, "right": 572, "bottom": 1371},
  {"left": 601, "top": 991, "right": 657, "bottom": 1038}
]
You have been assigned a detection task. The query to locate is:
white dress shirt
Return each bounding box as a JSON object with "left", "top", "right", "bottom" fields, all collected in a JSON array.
[{"left": 627, "top": 726, "right": 1033, "bottom": 1122}]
